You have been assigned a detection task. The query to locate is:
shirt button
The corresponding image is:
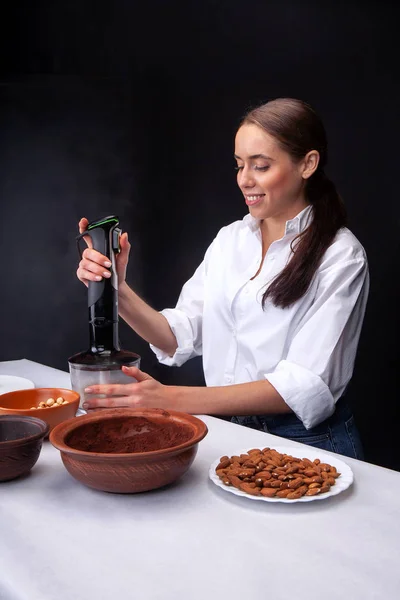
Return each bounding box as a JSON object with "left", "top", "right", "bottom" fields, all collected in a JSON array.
[{"left": 225, "top": 375, "right": 233, "bottom": 383}]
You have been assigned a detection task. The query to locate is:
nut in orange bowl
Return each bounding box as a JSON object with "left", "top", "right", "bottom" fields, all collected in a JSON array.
[{"left": 0, "top": 388, "right": 80, "bottom": 433}]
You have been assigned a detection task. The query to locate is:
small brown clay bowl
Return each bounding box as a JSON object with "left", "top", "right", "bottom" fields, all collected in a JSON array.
[
  {"left": 0, "top": 388, "right": 80, "bottom": 433},
  {"left": 50, "top": 408, "right": 208, "bottom": 493},
  {"left": 0, "top": 415, "right": 49, "bottom": 482}
]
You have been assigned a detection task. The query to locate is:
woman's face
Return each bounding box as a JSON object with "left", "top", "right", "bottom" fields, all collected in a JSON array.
[{"left": 234, "top": 124, "right": 308, "bottom": 222}]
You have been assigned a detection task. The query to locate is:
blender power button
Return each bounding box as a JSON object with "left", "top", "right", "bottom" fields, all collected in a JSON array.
[{"left": 112, "top": 229, "right": 121, "bottom": 253}]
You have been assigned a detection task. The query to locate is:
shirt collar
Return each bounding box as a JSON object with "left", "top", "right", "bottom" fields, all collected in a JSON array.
[
  {"left": 284, "top": 204, "right": 313, "bottom": 235},
  {"left": 243, "top": 204, "right": 313, "bottom": 235}
]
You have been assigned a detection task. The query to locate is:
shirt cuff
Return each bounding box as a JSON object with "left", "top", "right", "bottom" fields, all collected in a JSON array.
[
  {"left": 149, "top": 308, "right": 198, "bottom": 367},
  {"left": 264, "top": 360, "right": 336, "bottom": 429}
]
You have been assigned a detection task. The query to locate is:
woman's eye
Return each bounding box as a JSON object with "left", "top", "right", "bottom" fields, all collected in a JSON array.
[{"left": 234, "top": 164, "right": 269, "bottom": 172}]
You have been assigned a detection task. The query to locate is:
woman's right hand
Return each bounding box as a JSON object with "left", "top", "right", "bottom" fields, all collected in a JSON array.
[{"left": 76, "top": 217, "right": 131, "bottom": 287}]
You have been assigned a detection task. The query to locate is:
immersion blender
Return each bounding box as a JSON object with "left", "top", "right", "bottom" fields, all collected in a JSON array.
[{"left": 68, "top": 215, "right": 140, "bottom": 408}]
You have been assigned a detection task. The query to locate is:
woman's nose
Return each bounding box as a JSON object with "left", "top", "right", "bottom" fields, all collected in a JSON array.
[{"left": 239, "top": 167, "right": 255, "bottom": 188}]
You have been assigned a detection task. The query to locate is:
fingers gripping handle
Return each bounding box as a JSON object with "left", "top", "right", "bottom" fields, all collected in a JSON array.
[{"left": 76, "top": 217, "right": 120, "bottom": 310}]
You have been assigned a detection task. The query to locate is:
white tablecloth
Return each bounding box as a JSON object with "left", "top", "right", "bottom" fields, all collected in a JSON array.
[{"left": 1, "top": 359, "right": 399, "bottom": 600}]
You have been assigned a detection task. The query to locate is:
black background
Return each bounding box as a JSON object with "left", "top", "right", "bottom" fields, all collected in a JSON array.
[{"left": 1, "top": 1, "right": 398, "bottom": 470}]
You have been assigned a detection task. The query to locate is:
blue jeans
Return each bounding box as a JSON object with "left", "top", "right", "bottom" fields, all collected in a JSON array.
[{"left": 231, "top": 398, "right": 364, "bottom": 460}]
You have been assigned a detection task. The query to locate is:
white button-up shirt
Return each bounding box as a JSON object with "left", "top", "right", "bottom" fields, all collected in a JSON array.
[{"left": 150, "top": 205, "right": 369, "bottom": 429}]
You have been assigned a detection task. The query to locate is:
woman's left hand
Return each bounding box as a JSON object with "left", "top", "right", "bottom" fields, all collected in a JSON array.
[{"left": 82, "top": 366, "right": 172, "bottom": 410}]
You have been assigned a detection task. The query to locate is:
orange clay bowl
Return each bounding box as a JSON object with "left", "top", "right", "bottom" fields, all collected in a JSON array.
[
  {"left": 0, "top": 388, "right": 80, "bottom": 434},
  {"left": 50, "top": 408, "right": 208, "bottom": 494}
]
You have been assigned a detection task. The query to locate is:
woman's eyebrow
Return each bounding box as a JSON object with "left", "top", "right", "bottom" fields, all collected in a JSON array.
[{"left": 234, "top": 153, "right": 274, "bottom": 161}]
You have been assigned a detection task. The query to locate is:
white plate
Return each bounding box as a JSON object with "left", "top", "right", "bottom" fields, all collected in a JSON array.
[
  {"left": 209, "top": 445, "right": 354, "bottom": 503},
  {"left": 0, "top": 375, "right": 35, "bottom": 395}
]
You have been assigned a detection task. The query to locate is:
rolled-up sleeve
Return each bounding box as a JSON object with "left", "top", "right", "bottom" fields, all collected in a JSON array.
[
  {"left": 265, "top": 257, "right": 369, "bottom": 429},
  {"left": 150, "top": 254, "right": 208, "bottom": 367}
]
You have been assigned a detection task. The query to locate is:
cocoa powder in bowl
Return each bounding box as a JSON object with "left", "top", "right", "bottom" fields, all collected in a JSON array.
[{"left": 65, "top": 416, "right": 194, "bottom": 453}]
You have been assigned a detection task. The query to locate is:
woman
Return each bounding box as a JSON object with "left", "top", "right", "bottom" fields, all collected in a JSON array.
[{"left": 77, "top": 98, "right": 369, "bottom": 458}]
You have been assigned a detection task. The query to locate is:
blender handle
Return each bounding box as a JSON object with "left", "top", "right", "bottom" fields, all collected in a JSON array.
[
  {"left": 87, "top": 227, "right": 110, "bottom": 308},
  {"left": 76, "top": 226, "right": 110, "bottom": 260},
  {"left": 76, "top": 226, "right": 115, "bottom": 309},
  {"left": 75, "top": 214, "right": 122, "bottom": 354}
]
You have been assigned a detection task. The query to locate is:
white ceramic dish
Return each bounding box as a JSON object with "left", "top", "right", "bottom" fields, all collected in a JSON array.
[
  {"left": 0, "top": 375, "right": 35, "bottom": 395},
  {"left": 209, "top": 445, "right": 354, "bottom": 503}
]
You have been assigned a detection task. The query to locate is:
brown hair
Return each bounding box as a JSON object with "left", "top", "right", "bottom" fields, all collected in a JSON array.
[{"left": 241, "top": 98, "right": 347, "bottom": 309}]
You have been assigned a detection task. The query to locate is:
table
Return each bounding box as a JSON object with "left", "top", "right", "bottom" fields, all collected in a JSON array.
[{"left": 1, "top": 359, "right": 399, "bottom": 600}]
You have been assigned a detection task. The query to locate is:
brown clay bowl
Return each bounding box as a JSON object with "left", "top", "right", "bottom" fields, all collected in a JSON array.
[
  {"left": 0, "top": 415, "right": 49, "bottom": 482},
  {"left": 0, "top": 388, "right": 80, "bottom": 433},
  {"left": 50, "top": 408, "right": 208, "bottom": 493}
]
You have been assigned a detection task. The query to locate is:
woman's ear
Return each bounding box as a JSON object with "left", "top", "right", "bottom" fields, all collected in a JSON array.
[{"left": 301, "top": 150, "right": 320, "bottom": 179}]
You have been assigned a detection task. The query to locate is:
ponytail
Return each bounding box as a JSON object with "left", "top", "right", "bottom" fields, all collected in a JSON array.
[{"left": 262, "top": 169, "right": 347, "bottom": 309}]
